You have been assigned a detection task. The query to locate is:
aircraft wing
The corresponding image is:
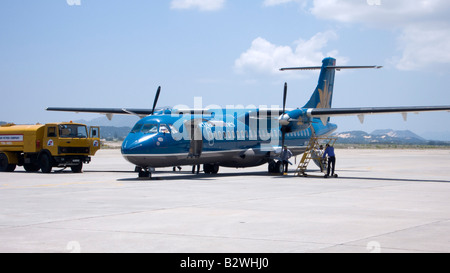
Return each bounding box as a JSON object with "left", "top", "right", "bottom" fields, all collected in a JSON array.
[
  {"left": 308, "top": 105, "right": 450, "bottom": 124},
  {"left": 46, "top": 107, "right": 156, "bottom": 120}
]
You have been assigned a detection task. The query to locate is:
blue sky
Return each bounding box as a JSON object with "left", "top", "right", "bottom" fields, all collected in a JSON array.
[{"left": 1, "top": 0, "right": 450, "bottom": 139}]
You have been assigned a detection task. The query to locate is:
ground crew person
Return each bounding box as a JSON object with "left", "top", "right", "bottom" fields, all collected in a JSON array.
[
  {"left": 323, "top": 144, "right": 336, "bottom": 178},
  {"left": 280, "top": 146, "right": 293, "bottom": 174}
]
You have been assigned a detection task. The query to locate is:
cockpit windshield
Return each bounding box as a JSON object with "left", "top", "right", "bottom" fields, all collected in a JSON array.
[
  {"left": 130, "top": 122, "right": 178, "bottom": 135},
  {"left": 141, "top": 124, "right": 158, "bottom": 134},
  {"left": 130, "top": 123, "right": 143, "bottom": 133}
]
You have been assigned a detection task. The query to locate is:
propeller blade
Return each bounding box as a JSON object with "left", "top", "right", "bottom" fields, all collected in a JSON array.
[
  {"left": 280, "top": 82, "right": 288, "bottom": 148},
  {"left": 151, "top": 86, "right": 161, "bottom": 115},
  {"left": 282, "top": 82, "right": 287, "bottom": 114}
]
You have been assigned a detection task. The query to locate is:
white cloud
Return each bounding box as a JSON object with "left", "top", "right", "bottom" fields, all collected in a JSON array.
[
  {"left": 234, "top": 31, "right": 346, "bottom": 75},
  {"left": 394, "top": 24, "right": 450, "bottom": 71},
  {"left": 263, "top": 0, "right": 297, "bottom": 6},
  {"left": 170, "top": 0, "right": 225, "bottom": 11},
  {"left": 263, "top": 0, "right": 309, "bottom": 9},
  {"left": 307, "top": 0, "right": 450, "bottom": 71},
  {"left": 310, "top": 0, "right": 449, "bottom": 27}
]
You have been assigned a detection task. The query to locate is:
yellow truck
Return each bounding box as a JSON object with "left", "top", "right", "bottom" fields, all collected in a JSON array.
[{"left": 0, "top": 122, "right": 100, "bottom": 173}]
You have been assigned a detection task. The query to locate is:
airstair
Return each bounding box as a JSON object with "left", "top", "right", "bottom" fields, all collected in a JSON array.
[{"left": 294, "top": 136, "right": 337, "bottom": 177}]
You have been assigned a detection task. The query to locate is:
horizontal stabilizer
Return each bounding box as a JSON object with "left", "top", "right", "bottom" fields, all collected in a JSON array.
[
  {"left": 307, "top": 106, "right": 450, "bottom": 117},
  {"left": 280, "top": 65, "right": 382, "bottom": 71}
]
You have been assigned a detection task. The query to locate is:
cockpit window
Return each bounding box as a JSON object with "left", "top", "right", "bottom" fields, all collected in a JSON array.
[
  {"left": 141, "top": 124, "right": 158, "bottom": 134},
  {"left": 130, "top": 123, "right": 143, "bottom": 133},
  {"left": 159, "top": 124, "right": 170, "bottom": 134},
  {"left": 168, "top": 124, "right": 178, "bottom": 134}
]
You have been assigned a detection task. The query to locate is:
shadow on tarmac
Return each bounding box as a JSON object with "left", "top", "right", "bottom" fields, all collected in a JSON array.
[{"left": 113, "top": 168, "right": 450, "bottom": 184}]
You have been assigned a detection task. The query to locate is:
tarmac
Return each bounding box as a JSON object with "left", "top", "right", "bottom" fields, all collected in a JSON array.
[{"left": 0, "top": 148, "right": 449, "bottom": 253}]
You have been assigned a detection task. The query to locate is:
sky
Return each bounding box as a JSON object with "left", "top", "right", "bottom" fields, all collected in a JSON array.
[{"left": 1, "top": 0, "right": 450, "bottom": 139}]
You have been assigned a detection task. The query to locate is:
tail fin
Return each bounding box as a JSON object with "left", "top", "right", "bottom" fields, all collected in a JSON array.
[{"left": 303, "top": 57, "right": 336, "bottom": 109}]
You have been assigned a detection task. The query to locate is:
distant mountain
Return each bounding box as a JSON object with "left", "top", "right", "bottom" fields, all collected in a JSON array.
[
  {"left": 0, "top": 121, "right": 7, "bottom": 125},
  {"left": 99, "top": 126, "right": 132, "bottom": 141},
  {"left": 74, "top": 115, "right": 139, "bottom": 127},
  {"left": 334, "top": 129, "right": 448, "bottom": 145},
  {"left": 371, "top": 129, "right": 427, "bottom": 142}
]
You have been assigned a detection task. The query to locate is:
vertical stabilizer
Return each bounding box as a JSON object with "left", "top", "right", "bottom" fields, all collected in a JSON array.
[{"left": 303, "top": 57, "right": 336, "bottom": 109}]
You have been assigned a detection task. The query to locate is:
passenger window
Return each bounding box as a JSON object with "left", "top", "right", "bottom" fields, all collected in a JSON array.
[
  {"left": 48, "top": 127, "right": 57, "bottom": 137},
  {"left": 141, "top": 124, "right": 158, "bottom": 134}
]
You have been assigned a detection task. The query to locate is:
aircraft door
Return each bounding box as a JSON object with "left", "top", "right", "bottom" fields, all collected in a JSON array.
[{"left": 185, "top": 120, "right": 203, "bottom": 158}]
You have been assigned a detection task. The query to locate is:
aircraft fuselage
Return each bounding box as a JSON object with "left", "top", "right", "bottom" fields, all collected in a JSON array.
[{"left": 121, "top": 109, "right": 337, "bottom": 169}]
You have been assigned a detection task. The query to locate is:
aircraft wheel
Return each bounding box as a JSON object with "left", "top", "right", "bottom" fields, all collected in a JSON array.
[
  {"left": 203, "top": 164, "right": 211, "bottom": 174},
  {"left": 268, "top": 161, "right": 275, "bottom": 173},
  {"left": 138, "top": 170, "right": 151, "bottom": 179},
  {"left": 212, "top": 164, "right": 219, "bottom": 174},
  {"left": 204, "top": 163, "right": 219, "bottom": 174},
  {"left": 275, "top": 161, "right": 283, "bottom": 175}
]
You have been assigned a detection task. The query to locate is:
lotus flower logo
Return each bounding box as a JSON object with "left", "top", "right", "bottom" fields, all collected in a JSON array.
[{"left": 316, "top": 80, "right": 331, "bottom": 109}]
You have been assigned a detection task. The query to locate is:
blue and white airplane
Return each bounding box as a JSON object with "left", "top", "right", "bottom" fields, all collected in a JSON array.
[{"left": 48, "top": 57, "right": 450, "bottom": 178}]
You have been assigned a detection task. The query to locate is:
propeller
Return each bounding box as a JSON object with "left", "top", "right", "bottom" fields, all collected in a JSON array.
[
  {"left": 282, "top": 82, "right": 287, "bottom": 115},
  {"left": 281, "top": 82, "right": 288, "bottom": 148},
  {"left": 150, "top": 86, "right": 161, "bottom": 115}
]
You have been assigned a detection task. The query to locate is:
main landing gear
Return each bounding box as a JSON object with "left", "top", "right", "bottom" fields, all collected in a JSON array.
[
  {"left": 268, "top": 160, "right": 284, "bottom": 175},
  {"left": 203, "top": 163, "right": 219, "bottom": 174},
  {"left": 135, "top": 166, "right": 153, "bottom": 179}
]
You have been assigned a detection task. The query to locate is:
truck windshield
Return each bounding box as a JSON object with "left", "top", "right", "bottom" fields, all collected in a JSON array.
[{"left": 59, "top": 124, "right": 88, "bottom": 138}]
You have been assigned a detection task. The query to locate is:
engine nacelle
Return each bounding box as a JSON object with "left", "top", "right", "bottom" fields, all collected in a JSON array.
[{"left": 279, "top": 109, "right": 312, "bottom": 132}]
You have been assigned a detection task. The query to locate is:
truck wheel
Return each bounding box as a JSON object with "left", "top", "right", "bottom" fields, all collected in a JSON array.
[
  {"left": 71, "top": 163, "right": 83, "bottom": 173},
  {"left": 0, "top": 153, "right": 16, "bottom": 172},
  {"left": 24, "top": 163, "right": 40, "bottom": 172},
  {"left": 39, "top": 153, "right": 53, "bottom": 173}
]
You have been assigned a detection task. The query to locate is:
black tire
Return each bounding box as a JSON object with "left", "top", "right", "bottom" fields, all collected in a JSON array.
[
  {"left": 275, "top": 161, "right": 283, "bottom": 174},
  {"left": 24, "top": 163, "right": 40, "bottom": 172},
  {"left": 71, "top": 162, "right": 83, "bottom": 173},
  {"left": 203, "top": 164, "right": 211, "bottom": 174},
  {"left": 268, "top": 161, "right": 275, "bottom": 173},
  {"left": 211, "top": 164, "right": 219, "bottom": 174},
  {"left": 138, "top": 170, "right": 151, "bottom": 179},
  {"left": 0, "top": 153, "right": 16, "bottom": 172},
  {"left": 39, "top": 153, "right": 53, "bottom": 173},
  {"left": 204, "top": 163, "right": 219, "bottom": 174}
]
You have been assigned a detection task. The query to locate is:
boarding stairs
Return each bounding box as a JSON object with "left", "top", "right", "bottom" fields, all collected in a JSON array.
[{"left": 294, "top": 136, "right": 337, "bottom": 177}]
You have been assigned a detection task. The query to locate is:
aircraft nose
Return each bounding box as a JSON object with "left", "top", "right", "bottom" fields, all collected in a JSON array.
[{"left": 121, "top": 139, "right": 144, "bottom": 154}]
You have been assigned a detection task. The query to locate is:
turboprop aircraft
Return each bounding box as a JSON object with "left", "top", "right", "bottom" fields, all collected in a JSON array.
[{"left": 47, "top": 57, "right": 450, "bottom": 178}]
